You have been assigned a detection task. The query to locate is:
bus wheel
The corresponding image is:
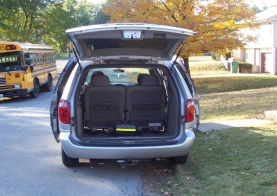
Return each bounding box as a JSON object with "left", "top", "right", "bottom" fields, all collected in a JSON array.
[
  {"left": 30, "top": 80, "right": 40, "bottom": 98},
  {"left": 44, "top": 75, "right": 52, "bottom": 92}
]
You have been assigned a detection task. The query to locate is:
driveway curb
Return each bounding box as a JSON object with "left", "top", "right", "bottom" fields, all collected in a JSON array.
[{"left": 198, "top": 119, "right": 273, "bottom": 132}]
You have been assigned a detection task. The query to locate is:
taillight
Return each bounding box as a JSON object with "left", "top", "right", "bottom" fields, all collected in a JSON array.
[
  {"left": 185, "top": 99, "right": 195, "bottom": 122},
  {"left": 58, "top": 100, "right": 70, "bottom": 124}
]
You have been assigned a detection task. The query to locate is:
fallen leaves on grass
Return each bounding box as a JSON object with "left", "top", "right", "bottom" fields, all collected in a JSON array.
[
  {"left": 194, "top": 76, "right": 277, "bottom": 95},
  {"left": 199, "top": 86, "right": 277, "bottom": 122}
]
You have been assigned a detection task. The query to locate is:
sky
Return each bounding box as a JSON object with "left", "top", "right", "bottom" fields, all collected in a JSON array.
[
  {"left": 86, "top": 0, "right": 105, "bottom": 4},
  {"left": 248, "top": 0, "right": 276, "bottom": 8},
  {"left": 86, "top": 0, "right": 276, "bottom": 8}
]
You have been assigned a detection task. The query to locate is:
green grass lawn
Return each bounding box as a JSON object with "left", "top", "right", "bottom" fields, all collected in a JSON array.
[
  {"left": 193, "top": 76, "right": 277, "bottom": 122},
  {"left": 189, "top": 59, "right": 229, "bottom": 75},
  {"left": 143, "top": 124, "right": 277, "bottom": 196},
  {"left": 194, "top": 76, "right": 277, "bottom": 94},
  {"left": 143, "top": 75, "right": 277, "bottom": 196}
]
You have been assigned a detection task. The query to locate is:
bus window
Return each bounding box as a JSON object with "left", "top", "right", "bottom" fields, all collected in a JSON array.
[
  {"left": 38, "top": 53, "right": 43, "bottom": 64},
  {"left": 0, "top": 53, "right": 22, "bottom": 72}
]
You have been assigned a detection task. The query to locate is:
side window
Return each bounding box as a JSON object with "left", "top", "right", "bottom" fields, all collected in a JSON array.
[
  {"left": 52, "top": 53, "right": 55, "bottom": 62},
  {"left": 156, "top": 69, "right": 167, "bottom": 85},
  {"left": 156, "top": 68, "right": 169, "bottom": 97},
  {"left": 38, "top": 53, "right": 43, "bottom": 64},
  {"left": 30, "top": 53, "right": 36, "bottom": 64},
  {"left": 54, "top": 58, "right": 78, "bottom": 96},
  {"left": 49, "top": 53, "right": 53, "bottom": 62},
  {"left": 34, "top": 53, "right": 38, "bottom": 64},
  {"left": 29, "top": 53, "right": 33, "bottom": 64},
  {"left": 174, "top": 62, "right": 194, "bottom": 94},
  {"left": 49, "top": 53, "right": 52, "bottom": 62},
  {"left": 44, "top": 53, "right": 48, "bottom": 63}
]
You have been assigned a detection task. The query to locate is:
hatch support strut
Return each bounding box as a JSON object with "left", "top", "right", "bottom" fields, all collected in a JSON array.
[
  {"left": 171, "top": 41, "right": 185, "bottom": 71},
  {"left": 67, "top": 36, "right": 82, "bottom": 71}
]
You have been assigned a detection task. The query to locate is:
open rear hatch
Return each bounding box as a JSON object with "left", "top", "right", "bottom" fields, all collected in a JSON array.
[{"left": 66, "top": 23, "right": 195, "bottom": 62}]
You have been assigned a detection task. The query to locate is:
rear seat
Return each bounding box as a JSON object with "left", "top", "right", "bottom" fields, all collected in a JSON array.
[
  {"left": 83, "top": 73, "right": 166, "bottom": 133},
  {"left": 125, "top": 75, "right": 166, "bottom": 131},
  {"left": 83, "top": 74, "right": 125, "bottom": 132}
]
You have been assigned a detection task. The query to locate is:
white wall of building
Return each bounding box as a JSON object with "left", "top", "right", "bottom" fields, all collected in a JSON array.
[
  {"left": 273, "top": 47, "right": 277, "bottom": 75},
  {"left": 232, "top": 9, "right": 277, "bottom": 75},
  {"left": 242, "top": 21, "right": 277, "bottom": 74},
  {"left": 274, "top": 22, "right": 277, "bottom": 47},
  {"left": 245, "top": 49, "right": 255, "bottom": 64}
]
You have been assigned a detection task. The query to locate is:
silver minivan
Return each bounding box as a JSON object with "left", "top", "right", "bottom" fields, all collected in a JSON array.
[{"left": 50, "top": 23, "right": 200, "bottom": 167}]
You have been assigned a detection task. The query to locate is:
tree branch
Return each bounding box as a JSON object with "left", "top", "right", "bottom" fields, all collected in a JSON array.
[{"left": 158, "top": 0, "right": 178, "bottom": 22}]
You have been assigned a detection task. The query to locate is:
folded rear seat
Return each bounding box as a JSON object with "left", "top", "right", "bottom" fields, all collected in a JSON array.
[
  {"left": 125, "top": 75, "right": 166, "bottom": 131},
  {"left": 83, "top": 74, "right": 125, "bottom": 132}
]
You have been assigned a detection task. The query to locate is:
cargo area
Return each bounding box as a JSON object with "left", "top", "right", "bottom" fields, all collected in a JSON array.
[{"left": 74, "top": 65, "right": 182, "bottom": 140}]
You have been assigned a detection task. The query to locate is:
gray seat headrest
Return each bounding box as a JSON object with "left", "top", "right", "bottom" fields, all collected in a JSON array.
[
  {"left": 140, "top": 75, "right": 159, "bottom": 86},
  {"left": 137, "top": 74, "right": 149, "bottom": 84},
  {"left": 92, "top": 71, "right": 104, "bottom": 75},
  {"left": 90, "top": 75, "right": 110, "bottom": 86},
  {"left": 90, "top": 71, "right": 104, "bottom": 83}
]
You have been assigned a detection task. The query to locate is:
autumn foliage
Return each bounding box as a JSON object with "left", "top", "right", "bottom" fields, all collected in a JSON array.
[{"left": 103, "top": 0, "right": 258, "bottom": 57}]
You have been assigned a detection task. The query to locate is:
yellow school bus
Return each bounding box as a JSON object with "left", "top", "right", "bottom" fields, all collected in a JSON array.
[{"left": 0, "top": 42, "right": 57, "bottom": 98}]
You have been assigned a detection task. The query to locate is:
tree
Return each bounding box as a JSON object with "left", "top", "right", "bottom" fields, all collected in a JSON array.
[
  {"left": 75, "top": 0, "right": 96, "bottom": 25},
  {"left": 43, "top": 0, "right": 101, "bottom": 52},
  {"left": 0, "top": 0, "right": 54, "bottom": 42},
  {"left": 42, "top": 0, "right": 80, "bottom": 52},
  {"left": 102, "top": 0, "right": 258, "bottom": 69},
  {"left": 92, "top": 6, "right": 110, "bottom": 24},
  {"left": 0, "top": 0, "right": 100, "bottom": 52},
  {"left": 251, "top": 5, "right": 262, "bottom": 13}
]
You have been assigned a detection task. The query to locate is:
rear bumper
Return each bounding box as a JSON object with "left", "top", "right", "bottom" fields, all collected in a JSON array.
[
  {"left": 60, "top": 129, "right": 195, "bottom": 159},
  {"left": 0, "top": 89, "right": 28, "bottom": 97}
]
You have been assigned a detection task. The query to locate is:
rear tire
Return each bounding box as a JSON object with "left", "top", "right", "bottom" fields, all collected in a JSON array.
[
  {"left": 44, "top": 75, "right": 52, "bottom": 92},
  {"left": 193, "top": 118, "right": 200, "bottom": 135},
  {"left": 61, "top": 147, "right": 79, "bottom": 167},
  {"left": 169, "top": 153, "right": 189, "bottom": 164},
  {"left": 29, "top": 79, "right": 40, "bottom": 98}
]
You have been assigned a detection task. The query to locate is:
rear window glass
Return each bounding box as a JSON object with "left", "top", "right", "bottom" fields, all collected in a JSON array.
[{"left": 85, "top": 68, "right": 150, "bottom": 84}]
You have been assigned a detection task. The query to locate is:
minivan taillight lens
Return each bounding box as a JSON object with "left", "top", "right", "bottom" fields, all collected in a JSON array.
[
  {"left": 185, "top": 99, "right": 195, "bottom": 123},
  {"left": 58, "top": 100, "right": 70, "bottom": 124}
]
